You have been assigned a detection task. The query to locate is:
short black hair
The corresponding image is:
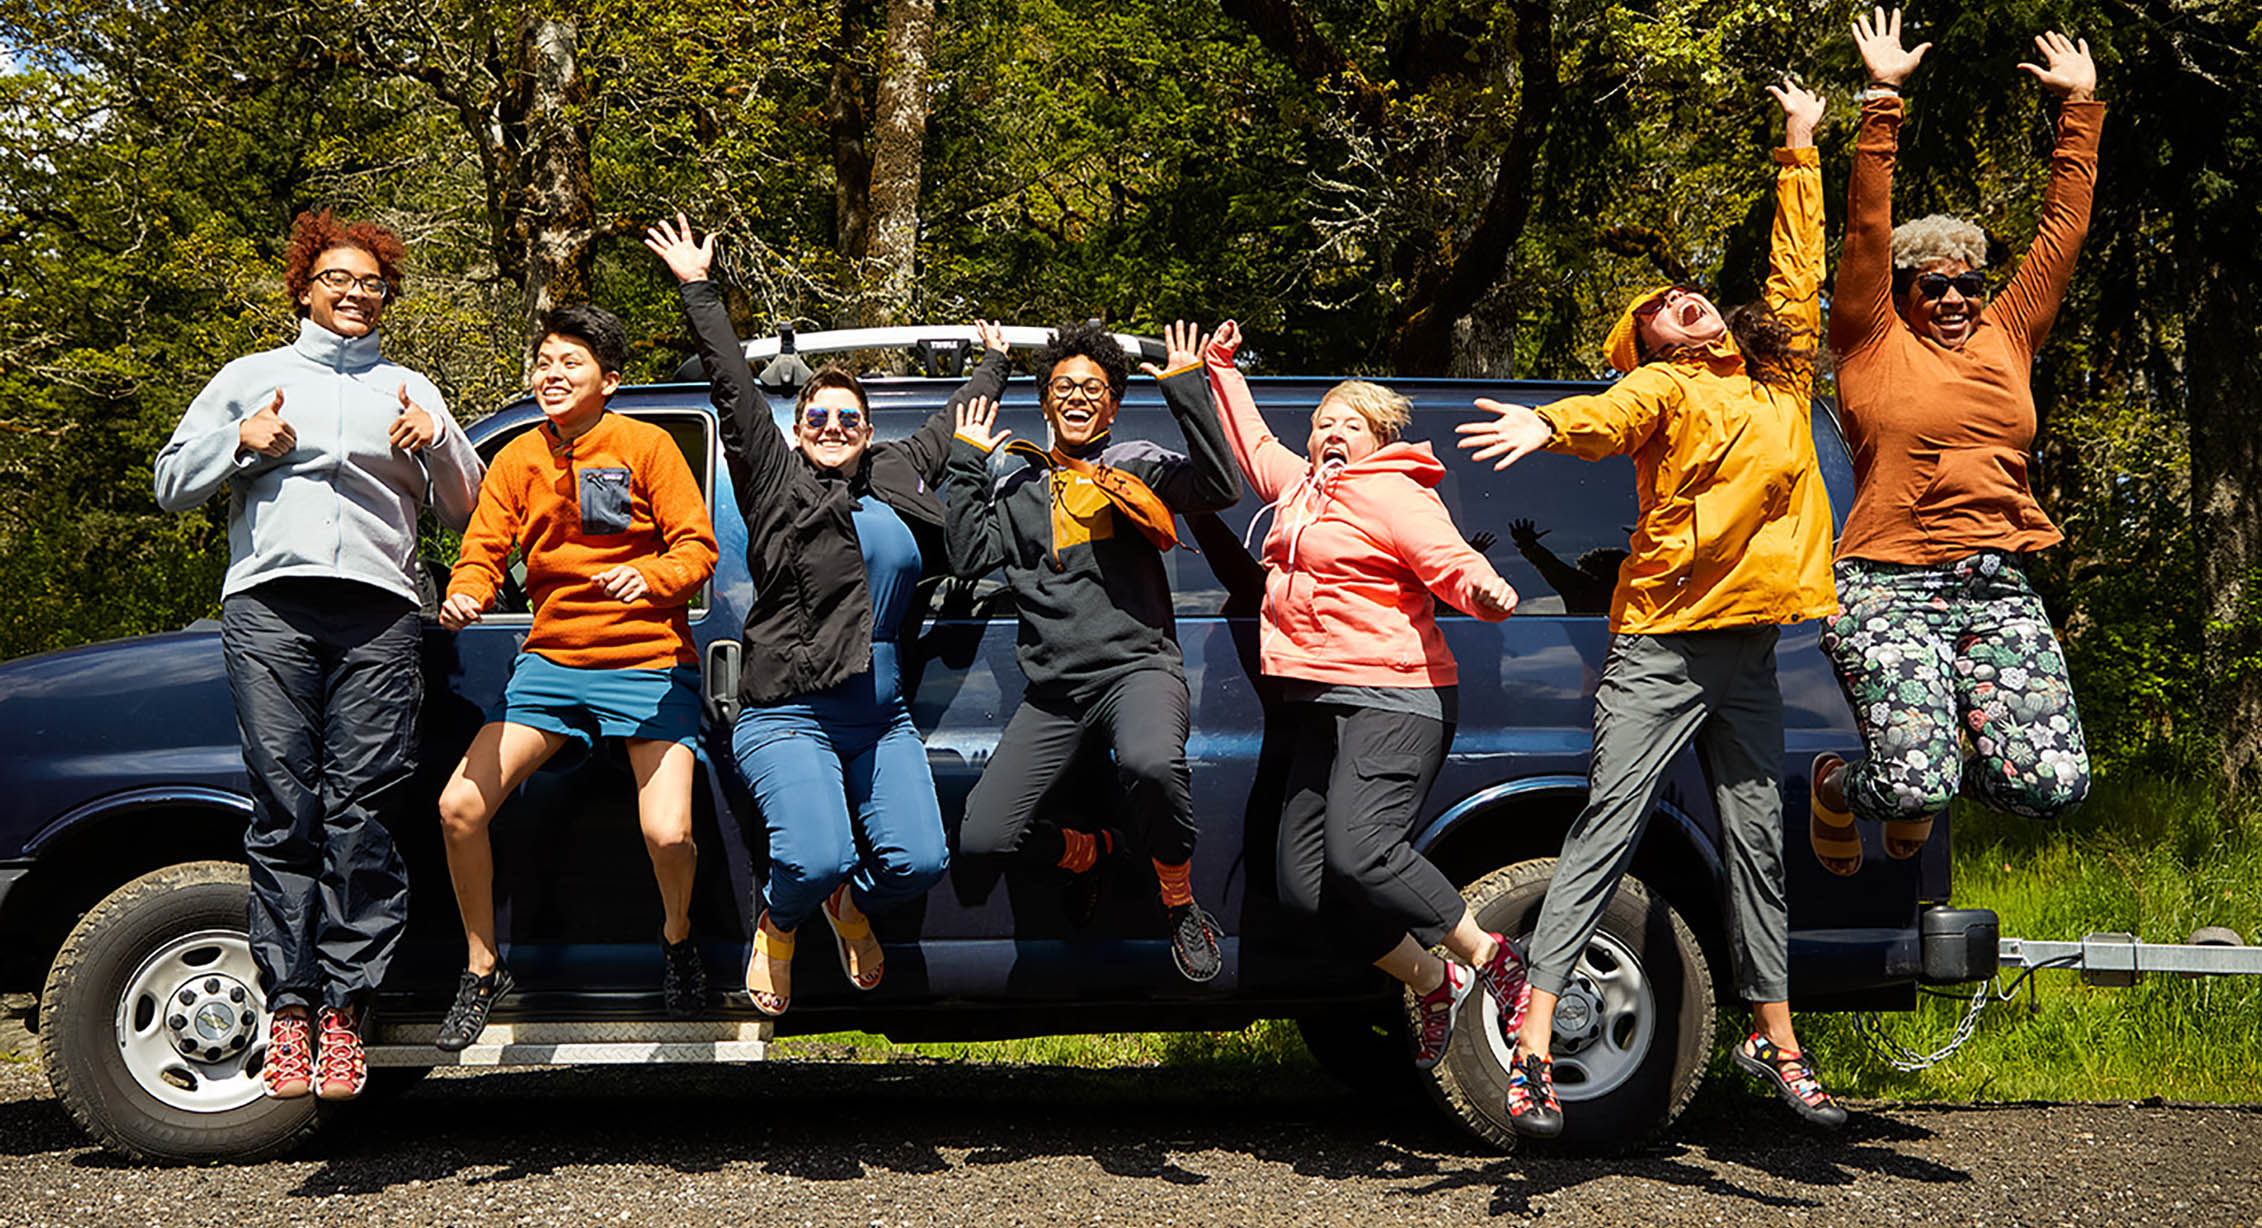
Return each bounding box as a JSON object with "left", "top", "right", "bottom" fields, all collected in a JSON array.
[
  {"left": 794, "top": 364, "right": 870, "bottom": 416},
  {"left": 537, "top": 303, "right": 629, "bottom": 375},
  {"left": 1033, "top": 320, "right": 1130, "bottom": 402}
]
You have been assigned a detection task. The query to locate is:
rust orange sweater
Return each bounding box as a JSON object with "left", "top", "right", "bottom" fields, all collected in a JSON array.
[
  {"left": 449, "top": 411, "right": 717, "bottom": 668},
  {"left": 1831, "top": 97, "right": 2104, "bottom": 564}
]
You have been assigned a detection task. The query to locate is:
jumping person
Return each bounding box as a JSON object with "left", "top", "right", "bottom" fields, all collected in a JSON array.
[
  {"left": 154, "top": 210, "right": 485, "bottom": 1100},
  {"left": 1456, "top": 81, "right": 1846, "bottom": 1135},
  {"left": 645, "top": 215, "right": 997, "bottom": 1014},
  {"left": 1200, "top": 320, "right": 1528, "bottom": 1068},
  {"left": 1807, "top": 9, "right": 2099, "bottom": 876},
  {"left": 431, "top": 304, "right": 719, "bottom": 1049},
  {"left": 943, "top": 321, "right": 1242, "bottom": 982}
]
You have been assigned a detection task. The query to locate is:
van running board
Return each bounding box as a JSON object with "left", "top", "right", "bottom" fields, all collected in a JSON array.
[{"left": 364, "top": 1019, "right": 773, "bottom": 1067}]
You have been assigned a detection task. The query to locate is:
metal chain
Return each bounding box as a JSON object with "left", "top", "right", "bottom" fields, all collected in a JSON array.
[{"left": 1849, "top": 978, "right": 1997, "bottom": 1072}]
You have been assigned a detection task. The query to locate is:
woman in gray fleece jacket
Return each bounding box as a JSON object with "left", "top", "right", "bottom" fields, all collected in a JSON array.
[{"left": 153, "top": 211, "right": 483, "bottom": 1101}]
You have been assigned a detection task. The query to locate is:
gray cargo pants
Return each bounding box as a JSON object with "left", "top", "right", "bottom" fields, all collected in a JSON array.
[{"left": 1527, "top": 627, "right": 1790, "bottom": 1004}]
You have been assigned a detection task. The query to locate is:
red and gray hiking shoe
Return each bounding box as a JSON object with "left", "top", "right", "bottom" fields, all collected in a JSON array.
[
  {"left": 315, "top": 1007, "right": 367, "bottom": 1101},
  {"left": 1411, "top": 959, "right": 1475, "bottom": 1070},
  {"left": 1477, "top": 933, "right": 1532, "bottom": 1036},
  {"left": 1506, "top": 1050, "right": 1563, "bottom": 1138},
  {"left": 261, "top": 1011, "right": 314, "bottom": 1099},
  {"left": 1731, "top": 1032, "right": 1848, "bottom": 1129}
]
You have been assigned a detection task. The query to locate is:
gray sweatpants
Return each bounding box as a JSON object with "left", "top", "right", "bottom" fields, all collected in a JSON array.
[{"left": 1527, "top": 627, "right": 1790, "bottom": 1004}]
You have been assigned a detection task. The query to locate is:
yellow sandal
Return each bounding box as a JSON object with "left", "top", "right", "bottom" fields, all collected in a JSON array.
[
  {"left": 1808, "top": 753, "right": 1863, "bottom": 877},
  {"left": 746, "top": 912, "right": 793, "bottom": 1016},
  {"left": 822, "top": 885, "right": 885, "bottom": 991}
]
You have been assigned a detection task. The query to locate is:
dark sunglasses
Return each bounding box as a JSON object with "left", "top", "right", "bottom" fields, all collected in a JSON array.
[
  {"left": 1913, "top": 271, "right": 1987, "bottom": 300},
  {"left": 801, "top": 405, "right": 864, "bottom": 432}
]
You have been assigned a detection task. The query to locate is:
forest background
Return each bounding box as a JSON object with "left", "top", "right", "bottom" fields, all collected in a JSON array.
[{"left": 0, "top": 0, "right": 2258, "bottom": 789}]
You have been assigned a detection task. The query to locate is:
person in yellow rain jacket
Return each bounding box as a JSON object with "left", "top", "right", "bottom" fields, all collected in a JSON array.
[{"left": 1455, "top": 80, "right": 1844, "bottom": 1140}]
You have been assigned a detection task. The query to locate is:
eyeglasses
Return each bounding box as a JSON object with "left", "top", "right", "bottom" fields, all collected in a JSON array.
[
  {"left": 1913, "top": 271, "right": 1987, "bottom": 300},
  {"left": 800, "top": 405, "right": 864, "bottom": 433},
  {"left": 1047, "top": 377, "right": 1111, "bottom": 402},
  {"left": 312, "top": 268, "right": 393, "bottom": 300},
  {"left": 1634, "top": 285, "right": 1703, "bottom": 320}
]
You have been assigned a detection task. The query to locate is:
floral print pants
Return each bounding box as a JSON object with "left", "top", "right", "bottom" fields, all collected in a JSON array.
[{"left": 1820, "top": 552, "right": 2091, "bottom": 824}]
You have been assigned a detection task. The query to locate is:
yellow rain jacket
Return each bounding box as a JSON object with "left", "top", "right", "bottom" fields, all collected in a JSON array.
[{"left": 1533, "top": 146, "right": 1837, "bottom": 635}]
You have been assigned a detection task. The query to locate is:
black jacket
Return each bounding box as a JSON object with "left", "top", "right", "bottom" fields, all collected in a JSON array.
[{"left": 680, "top": 279, "right": 1005, "bottom": 705}]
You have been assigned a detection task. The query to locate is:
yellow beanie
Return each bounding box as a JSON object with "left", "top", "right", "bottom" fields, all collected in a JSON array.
[{"left": 1604, "top": 284, "right": 1676, "bottom": 374}]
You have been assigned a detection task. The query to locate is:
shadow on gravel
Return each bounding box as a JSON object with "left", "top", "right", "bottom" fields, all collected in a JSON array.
[{"left": 0, "top": 1091, "right": 84, "bottom": 1159}]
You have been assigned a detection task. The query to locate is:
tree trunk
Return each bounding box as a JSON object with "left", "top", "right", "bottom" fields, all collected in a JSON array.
[
  {"left": 827, "top": 0, "right": 875, "bottom": 280},
  {"left": 864, "top": 0, "right": 935, "bottom": 327},
  {"left": 2187, "top": 264, "right": 2262, "bottom": 785},
  {"left": 505, "top": 16, "right": 597, "bottom": 337}
]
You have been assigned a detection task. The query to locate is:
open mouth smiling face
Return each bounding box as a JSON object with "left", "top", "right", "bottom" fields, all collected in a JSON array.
[
  {"left": 1901, "top": 258, "right": 1985, "bottom": 350},
  {"left": 1307, "top": 395, "right": 1380, "bottom": 473},
  {"left": 1638, "top": 287, "right": 1728, "bottom": 352},
  {"left": 1044, "top": 355, "right": 1119, "bottom": 447}
]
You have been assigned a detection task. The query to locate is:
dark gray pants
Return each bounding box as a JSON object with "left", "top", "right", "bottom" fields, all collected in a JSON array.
[
  {"left": 220, "top": 579, "right": 419, "bottom": 1014},
  {"left": 959, "top": 667, "right": 1197, "bottom": 865},
  {"left": 1529, "top": 628, "right": 1790, "bottom": 1003},
  {"left": 1275, "top": 703, "right": 1464, "bottom": 964}
]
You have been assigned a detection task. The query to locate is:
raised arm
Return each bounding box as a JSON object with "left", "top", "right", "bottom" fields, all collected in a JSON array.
[
  {"left": 1195, "top": 321, "right": 1310, "bottom": 504},
  {"left": 1760, "top": 80, "right": 1827, "bottom": 376},
  {"left": 645, "top": 214, "right": 791, "bottom": 510},
  {"left": 942, "top": 397, "right": 1012, "bottom": 577},
  {"left": 1992, "top": 32, "right": 2104, "bottom": 352},
  {"left": 1381, "top": 491, "right": 1518, "bottom": 622},
  {"left": 1833, "top": 8, "right": 1931, "bottom": 356},
  {"left": 899, "top": 319, "right": 1013, "bottom": 486},
  {"left": 1139, "top": 319, "right": 1242, "bottom": 513}
]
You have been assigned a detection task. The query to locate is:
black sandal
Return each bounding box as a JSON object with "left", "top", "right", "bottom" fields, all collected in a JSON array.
[{"left": 1732, "top": 1032, "right": 1848, "bottom": 1128}]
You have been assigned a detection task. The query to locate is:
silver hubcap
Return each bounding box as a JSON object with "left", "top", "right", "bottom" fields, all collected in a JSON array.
[
  {"left": 1482, "top": 930, "right": 1656, "bottom": 1102},
  {"left": 113, "top": 930, "right": 270, "bottom": 1113}
]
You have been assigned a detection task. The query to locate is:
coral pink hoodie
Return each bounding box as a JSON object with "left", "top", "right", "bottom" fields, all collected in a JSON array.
[{"left": 1205, "top": 349, "right": 1514, "bottom": 689}]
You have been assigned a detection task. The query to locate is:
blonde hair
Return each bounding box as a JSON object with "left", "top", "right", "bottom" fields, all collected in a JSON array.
[
  {"left": 1891, "top": 214, "right": 1988, "bottom": 271},
  {"left": 1316, "top": 380, "right": 1411, "bottom": 444}
]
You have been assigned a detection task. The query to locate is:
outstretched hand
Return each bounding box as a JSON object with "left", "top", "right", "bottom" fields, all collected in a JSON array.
[
  {"left": 1852, "top": 7, "right": 1930, "bottom": 89},
  {"left": 1456, "top": 398, "right": 1552, "bottom": 471},
  {"left": 2018, "top": 30, "right": 2095, "bottom": 100},
  {"left": 955, "top": 395, "right": 1011, "bottom": 452},
  {"left": 1139, "top": 320, "right": 1204, "bottom": 379},
  {"left": 976, "top": 319, "right": 1010, "bottom": 358},
  {"left": 1767, "top": 78, "right": 1825, "bottom": 148},
  {"left": 643, "top": 212, "right": 716, "bottom": 284}
]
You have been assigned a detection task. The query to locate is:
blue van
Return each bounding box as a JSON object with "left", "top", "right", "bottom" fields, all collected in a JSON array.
[{"left": 0, "top": 327, "right": 1993, "bottom": 1161}]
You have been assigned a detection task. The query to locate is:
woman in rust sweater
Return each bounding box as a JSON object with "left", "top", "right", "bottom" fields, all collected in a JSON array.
[{"left": 1809, "top": 10, "right": 2101, "bottom": 876}]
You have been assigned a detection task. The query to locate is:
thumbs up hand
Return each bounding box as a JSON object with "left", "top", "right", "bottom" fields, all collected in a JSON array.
[
  {"left": 389, "top": 383, "right": 439, "bottom": 452},
  {"left": 238, "top": 390, "right": 296, "bottom": 457}
]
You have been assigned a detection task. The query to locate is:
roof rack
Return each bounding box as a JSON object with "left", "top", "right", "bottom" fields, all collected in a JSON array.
[{"left": 743, "top": 324, "right": 1164, "bottom": 373}]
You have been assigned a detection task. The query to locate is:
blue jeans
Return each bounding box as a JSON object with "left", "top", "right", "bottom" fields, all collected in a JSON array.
[{"left": 730, "top": 696, "right": 948, "bottom": 933}]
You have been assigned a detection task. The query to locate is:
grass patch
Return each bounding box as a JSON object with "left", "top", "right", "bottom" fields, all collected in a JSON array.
[
  {"left": 1801, "top": 767, "right": 2262, "bottom": 1102},
  {"left": 771, "top": 1019, "right": 1315, "bottom": 1070}
]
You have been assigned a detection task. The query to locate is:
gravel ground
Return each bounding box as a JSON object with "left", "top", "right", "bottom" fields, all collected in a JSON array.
[{"left": 0, "top": 1043, "right": 2255, "bottom": 1228}]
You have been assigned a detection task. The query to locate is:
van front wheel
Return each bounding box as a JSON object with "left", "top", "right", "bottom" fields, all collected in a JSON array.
[{"left": 1424, "top": 858, "right": 1714, "bottom": 1152}]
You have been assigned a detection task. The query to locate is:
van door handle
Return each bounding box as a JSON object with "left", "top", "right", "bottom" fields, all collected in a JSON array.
[{"left": 703, "top": 639, "right": 741, "bottom": 728}]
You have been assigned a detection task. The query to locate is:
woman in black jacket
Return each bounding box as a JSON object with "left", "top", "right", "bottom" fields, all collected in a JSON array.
[{"left": 646, "top": 216, "right": 1004, "bottom": 1013}]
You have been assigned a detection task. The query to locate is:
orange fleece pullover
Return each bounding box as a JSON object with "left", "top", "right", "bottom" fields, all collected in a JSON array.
[
  {"left": 448, "top": 411, "right": 717, "bottom": 669},
  {"left": 1830, "top": 97, "right": 2104, "bottom": 565}
]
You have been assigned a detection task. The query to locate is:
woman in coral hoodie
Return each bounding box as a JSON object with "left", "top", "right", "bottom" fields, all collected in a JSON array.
[{"left": 1199, "top": 321, "right": 1524, "bottom": 1077}]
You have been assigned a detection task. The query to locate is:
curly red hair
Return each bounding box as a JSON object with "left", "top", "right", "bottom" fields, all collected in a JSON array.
[{"left": 281, "top": 210, "right": 408, "bottom": 314}]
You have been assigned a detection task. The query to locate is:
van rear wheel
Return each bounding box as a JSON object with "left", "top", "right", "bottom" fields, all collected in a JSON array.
[{"left": 1425, "top": 858, "right": 1714, "bottom": 1153}]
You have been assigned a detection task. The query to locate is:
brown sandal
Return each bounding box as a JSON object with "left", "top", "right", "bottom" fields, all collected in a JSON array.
[
  {"left": 1808, "top": 753, "right": 1862, "bottom": 877},
  {"left": 1883, "top": 814, "right": 1936, "bottom": 860}
]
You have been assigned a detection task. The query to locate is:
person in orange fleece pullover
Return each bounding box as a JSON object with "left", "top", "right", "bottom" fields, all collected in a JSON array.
[
  {"left": 1456, "top": 80, "right": 1844, "bottom": 1139},
  {"left": 430, "top": 304, "right": 719, "bottom": 1049},
  {"left": 1200, "top": 319, "right": 1526, "bottom": 1078}
]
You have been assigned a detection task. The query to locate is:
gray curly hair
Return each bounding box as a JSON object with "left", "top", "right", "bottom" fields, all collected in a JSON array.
[{"left": 1890, "top": 214, "right": 1988, "bottom": 272}]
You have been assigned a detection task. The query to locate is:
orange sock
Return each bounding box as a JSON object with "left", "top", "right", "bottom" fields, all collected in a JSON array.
[
  {"left": 1153, "top": 858, "right": 1193, "bottom": 909},
  {"left": 1058, "top": 829, "right": 1098, "bottom": 874}
]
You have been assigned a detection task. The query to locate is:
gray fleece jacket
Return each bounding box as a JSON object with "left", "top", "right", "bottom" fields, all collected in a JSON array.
[{"left": 154, "top": 319, "right": 485, "bottom": 604}]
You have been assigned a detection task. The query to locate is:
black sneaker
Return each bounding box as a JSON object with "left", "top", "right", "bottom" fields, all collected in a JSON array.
[
  {"left": 661, "top": 933, "right": 708, "bottom": 1018},
  {"left": 1167, "top": 902, "right": 1223, "bottom": 984},
  {"left": 434, "top": 966, "right": 514, "bottom": 1052}
]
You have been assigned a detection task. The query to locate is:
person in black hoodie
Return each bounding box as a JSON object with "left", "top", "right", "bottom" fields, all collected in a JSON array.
[
  {"left": 646, "top": 216, "right": 1005, "bottom": 1014},
  {"left": 942, "top": 320, "right": 1241, "bottom": 982}
]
